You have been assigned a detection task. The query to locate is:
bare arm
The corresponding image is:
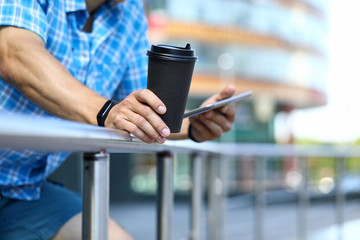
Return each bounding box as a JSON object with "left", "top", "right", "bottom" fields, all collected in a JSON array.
[
  {"left": 0, "top": 26, "right": 106, "bottom": 124},
  {"left": 0, "top": 26, "right": 236, "bottom": 144},
  {"left": 0, "top": 26, "right": 170, "bottom": 143}
]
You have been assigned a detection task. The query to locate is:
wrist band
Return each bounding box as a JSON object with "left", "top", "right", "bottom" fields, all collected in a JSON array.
[
  {"left": 188, "top": 124, "right": 200, "bottom": 142},
  {"left": 97, "top": 99, "right": 118, "bottom": 127}
]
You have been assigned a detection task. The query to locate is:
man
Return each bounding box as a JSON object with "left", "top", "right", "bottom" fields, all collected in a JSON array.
[{"left": 0, "top": 0, "right": 236, "bottom": 239}]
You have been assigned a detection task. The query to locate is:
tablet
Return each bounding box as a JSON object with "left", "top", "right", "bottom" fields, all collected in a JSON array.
[{"left": 183, "top": 91, "right": 252, "bottom": 118}]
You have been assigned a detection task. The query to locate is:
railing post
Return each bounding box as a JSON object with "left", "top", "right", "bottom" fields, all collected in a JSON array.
[
  {"left": 156, "top": 151, "right": 174, "bottom": 240},
  {"left": 336, "top": 156, "right": 345, "bottom": 240},
  {"left": 208, "top": 154, "right": 226, "bottom": 240},
  {"left": 298, "top": 157, "right": 308, "bottom": 240},
  {"left": 254, "top": 157, "right": 266, "bottom": 240},
  {"left": 190, "top": 153, "right": 204, "bottom": 240},
  {"left": 82, "top": 151, "right": 110, "bottom": 240}
]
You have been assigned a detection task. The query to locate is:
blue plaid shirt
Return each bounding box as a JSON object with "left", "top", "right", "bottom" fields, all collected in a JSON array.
[{"left": 0, "top": 0, "right": 148, "bottom": 200}]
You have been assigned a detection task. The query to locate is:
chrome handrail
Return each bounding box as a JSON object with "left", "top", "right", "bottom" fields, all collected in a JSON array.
[
  {"left": 0, "top": 112, "right": 357, "bottom": 240},
  {"left": 1, "top": 112, "right": 360, "bottom": 157}
]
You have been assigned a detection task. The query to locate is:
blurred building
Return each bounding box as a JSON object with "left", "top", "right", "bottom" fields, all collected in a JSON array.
[
  {"left": 145, "top": 0, "right": 329, "bottom": 143},
  {"left": 119, "top": 0, "right": 331, "bottom": 197}
]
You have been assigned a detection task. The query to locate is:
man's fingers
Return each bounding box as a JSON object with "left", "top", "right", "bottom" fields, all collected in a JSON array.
[
  {"left": 198, "top": 113, "right": 227, "bottom": 137},
  {"left": 109, "top": 89, "right": 170, "bottom": 144},
  {"left": 122, "top": 89, "right": 170, "bottom": 138},
  {"left": 129, "top": 98, "right": 170, "bottom": 139},
  {"left": 114, "top": 111, "right": 166, "bottom": 144},
  {"left": 192, "top": 105, "right": 235, "bottom": 140},
  {"left": 187, "top": 84, "right": 237, "bottom": 142},
  {"left": 219, "top": 103, "right": 236, "bottom": 122},
  {"left": 134, "top": 89, "right": 167, "bottom": 115},
  {"left": 189, "top": 118, "right": 215, "bottom": 141},
  {"left": 115, "top": 118, "right": 154, "bottom": 144}
]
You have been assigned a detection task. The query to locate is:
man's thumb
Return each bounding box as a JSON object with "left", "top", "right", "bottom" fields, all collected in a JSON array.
[{"left": 217, "top": 84, "right": 236, "bottom": 100}]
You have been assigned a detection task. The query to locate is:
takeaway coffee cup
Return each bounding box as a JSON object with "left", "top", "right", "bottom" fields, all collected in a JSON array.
[{"left": 147, "top": 43, "right": 198, "bottom": 133}]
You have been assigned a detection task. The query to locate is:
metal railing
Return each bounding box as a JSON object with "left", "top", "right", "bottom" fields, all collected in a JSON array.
[{"left": 0, "top": 112, "right": 359, "bottom": 240}]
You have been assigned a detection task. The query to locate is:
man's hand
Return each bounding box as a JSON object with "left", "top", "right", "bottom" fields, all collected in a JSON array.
[
  {"left": 188, "top": 84, "right": 237, "bottom": 142},
  {"left": 105, "top": 89, "right": 170, "bottom": 144}
]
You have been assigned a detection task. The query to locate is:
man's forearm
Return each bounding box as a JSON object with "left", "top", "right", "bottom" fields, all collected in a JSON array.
[{"left": 0, "top": 26, "right": 106, "bottom": 125}]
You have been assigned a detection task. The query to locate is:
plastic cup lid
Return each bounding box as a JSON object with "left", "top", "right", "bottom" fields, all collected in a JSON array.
[{"left": 147, "top": 43, "right": 198, "bottom": 62}]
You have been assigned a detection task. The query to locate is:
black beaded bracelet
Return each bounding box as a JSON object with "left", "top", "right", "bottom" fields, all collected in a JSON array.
[{"left": 188, "top": 124, "right": 200, "bottom": 142}]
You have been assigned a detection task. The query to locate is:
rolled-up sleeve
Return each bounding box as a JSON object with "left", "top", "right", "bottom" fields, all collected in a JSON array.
[{"left": 0, "top": 0, "right": 47, "bottom": 43}]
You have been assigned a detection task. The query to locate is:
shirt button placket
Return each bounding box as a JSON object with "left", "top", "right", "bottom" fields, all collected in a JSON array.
[{"left": 80, "top": 36, "right": 91, "bottom": 84}]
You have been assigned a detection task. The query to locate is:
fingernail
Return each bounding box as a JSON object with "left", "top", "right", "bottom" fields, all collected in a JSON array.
[
  {"left": 158, "top": 136, "right": 165, "bottom": 142},
  {"left": 161, "top": 128, "right": 170, "bottom": 137},
  {"left": 157, "top": 105, "right": 166, "bottom": 114}
]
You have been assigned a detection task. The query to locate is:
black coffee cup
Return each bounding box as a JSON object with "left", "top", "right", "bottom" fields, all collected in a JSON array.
[{"left": 147, "top": 44, "right": 198, "bottom": 133}]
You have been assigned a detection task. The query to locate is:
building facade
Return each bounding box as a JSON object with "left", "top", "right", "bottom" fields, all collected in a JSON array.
[
  {"left": 145, "top": 0, "right": 328, "bottom": 143},
  {"left": 133, "top": 0, "right": 330, "bottom": 196}
]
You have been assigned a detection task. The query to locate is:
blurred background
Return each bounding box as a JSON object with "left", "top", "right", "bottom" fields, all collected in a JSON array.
[{"left": 50, "top": 0, "right": 360, "bottom": 239}]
